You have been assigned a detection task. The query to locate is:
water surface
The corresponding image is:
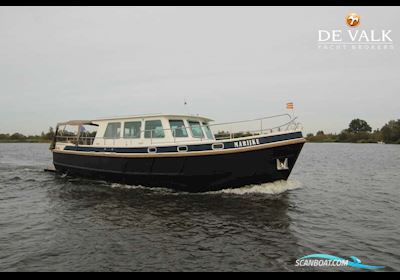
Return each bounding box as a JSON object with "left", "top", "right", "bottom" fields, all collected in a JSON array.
[{"left": 0, "top": 143, "right": 399, "bottom": 271}]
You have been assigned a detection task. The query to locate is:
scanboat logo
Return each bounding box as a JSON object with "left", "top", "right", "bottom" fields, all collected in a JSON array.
[
  {"left": 318, "top": 13, "right": 394, "bottom": 50},
  {"left": 295, "top": 254, "right": 385, "bottom": 270}
]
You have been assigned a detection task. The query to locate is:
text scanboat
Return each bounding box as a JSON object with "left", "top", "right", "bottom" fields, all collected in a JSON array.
[{"left": 50, "top": 113, "right": 305, "bottom": 192}]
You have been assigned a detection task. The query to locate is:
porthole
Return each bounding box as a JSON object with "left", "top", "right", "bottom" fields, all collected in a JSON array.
[
  {"left": 212, "top": 143, "right": 224, "bottom": 150},
  {"left": 148, "top": 147, "right": 157, "bottom": 153},
  {"left": 177, "top": 146, "right": 188, "bottom": 152}
]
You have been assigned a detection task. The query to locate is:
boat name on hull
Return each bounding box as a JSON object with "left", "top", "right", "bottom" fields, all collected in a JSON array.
[{"left": 234, "top": 138, "right": 260, "bottom": 148}]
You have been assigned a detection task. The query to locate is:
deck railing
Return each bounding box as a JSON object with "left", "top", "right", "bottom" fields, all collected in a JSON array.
[
  {"left": 54, "top": 114, "right": 302, "bottom": 146},
  {"left": 210, "top": 114, "right": 301, "bottom": 140}
]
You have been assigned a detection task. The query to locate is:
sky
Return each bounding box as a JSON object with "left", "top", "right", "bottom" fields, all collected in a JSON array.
[{"left": 0, "top": 6, "right": 399, "bottom": 135}]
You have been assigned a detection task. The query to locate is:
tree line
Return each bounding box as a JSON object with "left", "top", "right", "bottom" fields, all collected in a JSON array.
[
  {"left": 0, "top": 127, "right": 55, "bottom": 143},
  {"left": 1, "top": 119, "right": 399, "bottom": 144},
  {"left": 306, "top": 119, "right": 400, "bottom": 144}
]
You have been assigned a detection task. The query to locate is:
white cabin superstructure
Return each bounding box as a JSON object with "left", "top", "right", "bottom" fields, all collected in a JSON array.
[{"left": 55, "top": 114, "right": 216, "bottom": 149}]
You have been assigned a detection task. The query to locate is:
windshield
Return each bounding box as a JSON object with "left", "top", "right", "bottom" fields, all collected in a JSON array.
[
  {"left": 188, "top": 121, "right": 204, "bottom": 138},
  {"left": 202, "top": 123, "right": 214, "bottom": 140}
]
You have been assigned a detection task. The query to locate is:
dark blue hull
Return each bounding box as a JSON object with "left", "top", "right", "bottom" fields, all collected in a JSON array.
[{"left": 53, "top": 138, "right": 305, "bottom": 192}]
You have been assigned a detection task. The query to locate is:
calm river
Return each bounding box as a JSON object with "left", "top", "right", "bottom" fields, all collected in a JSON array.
[{"left": 0, "top": 143, "right": 399, "bottom": 271}]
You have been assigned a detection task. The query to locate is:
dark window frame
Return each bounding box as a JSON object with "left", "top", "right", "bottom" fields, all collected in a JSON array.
[
  {"left": 188, "top": 120, "right": 204, "bottom": 138},
  {"left": 123, "top": 121, "right": 142, "bottom": 139},
  {"left": 169, "top": 119, "right": 189, "bottom": 138},
  {"left": 104, "top": 122, "right": 122, "bottom": 139},
  {"left": 144, "top": 120, "right": 165, "bottom": 139}
]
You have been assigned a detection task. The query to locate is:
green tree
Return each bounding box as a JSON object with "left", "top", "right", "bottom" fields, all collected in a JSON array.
[
  {"left": 0, "top": 133, "right": 10, "bottom": 140},
  {"left": 338, "top": 129, "right": 351, "bottom": 142},
  {"left": 381, "top": 120, "right": 400, "bottom": 144},
  {"left": 10, "top": 133, "right": 26, "bottom": 141},
  {"left": 41, "top": 127, "right": 55, "bottom": 140},
  {"left": 348, "top": 119, "right": 372, "bottom": 133}
]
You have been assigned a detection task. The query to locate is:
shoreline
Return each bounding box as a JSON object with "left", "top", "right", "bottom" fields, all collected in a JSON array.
[
  {"left": 0, "top": 141, "right": 51, "bottom": 144},
  {"left": 305, "top": 141, "right": 391, "bottom": 144}
]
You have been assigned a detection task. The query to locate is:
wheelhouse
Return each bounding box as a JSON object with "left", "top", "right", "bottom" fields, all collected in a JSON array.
[{"left": 52, "top": 114, "right": 216, "bottom": 150}]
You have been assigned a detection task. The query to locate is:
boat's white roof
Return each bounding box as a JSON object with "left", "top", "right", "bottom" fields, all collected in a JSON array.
[
  {"left": 93, "top": 113, "right": 213, "bottom": 122},
  {"left": 58, "top": 114, "right": 213, "bottom": 126}
]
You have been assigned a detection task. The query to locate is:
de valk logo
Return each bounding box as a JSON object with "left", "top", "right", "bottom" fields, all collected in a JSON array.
[{"left": 318, "top": 13, "right": 394, "bottom": 50}]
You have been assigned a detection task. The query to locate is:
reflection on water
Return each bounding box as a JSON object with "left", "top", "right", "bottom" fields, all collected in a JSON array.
[{"left": 0, "top": 143, "right": 399, "bottom": 271}]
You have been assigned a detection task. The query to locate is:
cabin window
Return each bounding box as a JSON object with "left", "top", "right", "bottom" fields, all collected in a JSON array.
[
  {"left": 104, "top": 122, "right": 121, "bottom": 139},
  {"left": 188, "top": 121, "right": 204, "bottom": 138},
  {"left": 144, "top": 120, "right": 165, "bottom": 138},
  {"left": 169, "top": 120, "right": 188, "bottom": 138},
  {"left": 124, "top": 121, "right": 142, "bottom": 138},
  {"left": 202, "top": 123, "right": 214, "bottom": 140}
]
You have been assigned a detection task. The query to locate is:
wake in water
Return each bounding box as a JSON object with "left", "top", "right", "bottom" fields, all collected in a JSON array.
[
  {"left": 109, "top": 180, "right": 302, "bottom": 196},
  {"left": 208, "top": 180, "right": 302, "bottom": 195},
  {"left": 110, "top": 183, "right": 175, "bottom": 193}
]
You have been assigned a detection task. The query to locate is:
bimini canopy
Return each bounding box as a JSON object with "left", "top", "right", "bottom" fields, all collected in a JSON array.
[{"left": 57, "top": 120, "right": 98, "bottom": 126}]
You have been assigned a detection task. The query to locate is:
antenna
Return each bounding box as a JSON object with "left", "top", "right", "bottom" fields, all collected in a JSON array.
[{"left": 184, "top": 98, "right": 189, "bottom": 115}]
